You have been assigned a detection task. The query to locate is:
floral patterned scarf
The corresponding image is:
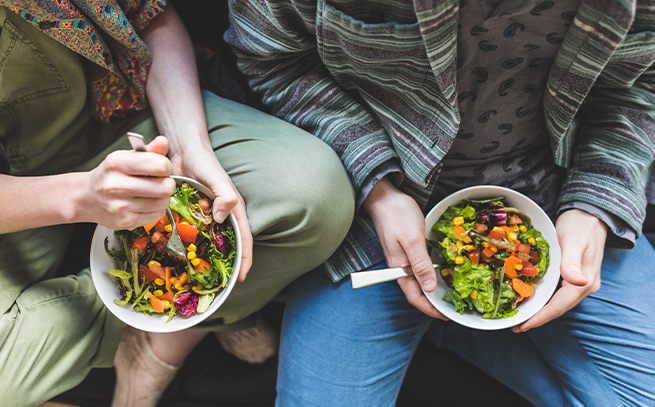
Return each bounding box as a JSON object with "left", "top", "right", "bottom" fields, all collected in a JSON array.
[{"left": 1, "top": 0, "right": 165, "bottom": 126}]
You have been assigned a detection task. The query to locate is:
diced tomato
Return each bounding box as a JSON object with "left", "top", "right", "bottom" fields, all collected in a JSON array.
[
  {"left": 529, "top": 250, "right": 539, "bottom": 265},
  {"left": 481, "top": 247, "right": 495, "bottom": 260},
  {"left": 507, "top": 214, "right": 523, "bottom": 225},
  {"left": 154, "top": 238, "right": 167, "bottom": 253},
  {"left": 518, "top": 260, "right": 538, "bottom": 276},
  {"left": 487, "top": 228, "right": 506, "bottom": 241},
  {"left": 140, "top": 265, "right": 159, "bottom": 283},
  {"left": 130, "top": 236, "right": 151, "bottom": 257},
  {"left": 516, "top": 243, "right": 531, "bottom": 255},
  {"left": 176, "top": 223, "right": 199, "bottom": 244},
  {"left": 474, "top": 223, "right": 488, "bottom": 233},
  {"left": 154, "top": 218, "right": 168, "bottom": 233},
  {"left": 149, "top": 263, "right": 167, "bottom": 280},
  {"left": 467, "top": 249, "right": 480, "bottom": 265},
  {"left": 159, "top": 291, "right": 174, "bottom": 301}
]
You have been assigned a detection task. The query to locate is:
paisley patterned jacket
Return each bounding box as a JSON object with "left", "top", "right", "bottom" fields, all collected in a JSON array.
[{"left": 226, "top": 0, "right": 655, "bottom": 280}]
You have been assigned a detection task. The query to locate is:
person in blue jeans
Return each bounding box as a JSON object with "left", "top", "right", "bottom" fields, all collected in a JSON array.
[{"left": 226, "top": 0, "right": 655, "bottom": 405}]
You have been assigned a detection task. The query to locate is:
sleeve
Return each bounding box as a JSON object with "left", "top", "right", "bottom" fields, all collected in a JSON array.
[
  {"left": 0, "top": 142, "right": 10, "bottom": 175},
  {"left": 559, "top": 201, "right": 636, "bottom": 249},
  {"left": 224, "top": 0, "right": 400, "bottom": 195},
  {"left": 557, "top": 34, "right": 655, "bottom": 237}
]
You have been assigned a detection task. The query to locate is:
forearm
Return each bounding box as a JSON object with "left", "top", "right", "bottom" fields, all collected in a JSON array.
[
  {"left": 0, "top": 173, "right": 86, "bottom": 234},
  {"left": 140, "top": 3, "right": 212, "bottom": 156},
  {"left": 226, "top": 0, "right": 397, "bottom": 192},
  {"left": 558, "top": 86, "right": 655, "bottom": 235}
]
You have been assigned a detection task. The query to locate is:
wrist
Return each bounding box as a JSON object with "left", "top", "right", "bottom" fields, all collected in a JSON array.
[
  {"left": 362, "top": 176, "right": 395, "bottom": 214},
  {"left": 63, "top": 172, "right": 92, "bottom": 224}
]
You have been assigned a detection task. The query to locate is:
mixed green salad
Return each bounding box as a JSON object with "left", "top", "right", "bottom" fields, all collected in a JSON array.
[
  {"left": 104, "top": 183, "right": 236, "bottom": 322},
  {"left": 428, "top": 197, "right": 549, "bottom": 319}
]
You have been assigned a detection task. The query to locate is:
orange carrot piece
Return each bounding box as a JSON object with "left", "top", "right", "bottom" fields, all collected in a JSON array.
[
  {"left": 487, "top": 228, "right": 506, "bottom": 241},
  {"left": 511, "top": 278, "right": 535, "bottom": 302},
  {"left": 504, "top": 255, "right": 522, "bottom": 278},
  {"left": 453, "top": 225, "right": 466, "bottom": 240},
  {"left": 178, "top": 272, "right": 189, "bottom": 285},
  {"left": 165, "top": 267, "right": 172, "bottom": 292},
  {"left": 142, "top": 214, "right": 168, "bottom": 234},
  {"left": 194, "top": 259, "right": 211, "bottom": 274},
  {"left": 150, "top": 294, "right": 165, "bottom": 313}
]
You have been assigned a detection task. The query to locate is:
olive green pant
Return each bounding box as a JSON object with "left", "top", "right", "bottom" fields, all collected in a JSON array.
[{"left": 0, "top": 8, "right": 354, "bottom": 406}]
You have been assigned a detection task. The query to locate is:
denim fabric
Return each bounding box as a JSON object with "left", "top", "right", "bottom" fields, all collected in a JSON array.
[
  {"left": 276, "top": 262, "right": 432, "bottom": 407},
  {"left": 276, "top": 235, "right": 655, "bottom": 407}
]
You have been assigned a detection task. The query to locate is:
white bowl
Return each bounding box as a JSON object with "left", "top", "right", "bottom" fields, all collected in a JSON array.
[
  {"left": 423, "top": 185, "right": 561, "bottom": 330},
  {"left": 90, "top": 176, "right": 242, "bottom": 333}
]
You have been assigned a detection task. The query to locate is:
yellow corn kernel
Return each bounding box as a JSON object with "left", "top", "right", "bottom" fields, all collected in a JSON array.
[
  {"left": 456, "top": 241, "right": 464, "bottom": 250},
  {"left": 174, "top": 283, "right": 184, "bottom": 291},
  {"left": 440, "top": 268, "right": 449, "bottom": 277},
  {"left": 454, "top": 256, "right": 464, "bottom": 265},
  {"left": 482, "top": 242, "right": 490, "bottom": 248},
  {"left": 147, "top": 260, "right": 161, "bottom": 268},
  {"left": 490, "top": 245, "right": 498, "bottom": 253},
  {"left": 465, "top": 245, "right": 475, "bottom": 252},
  {"left": 493, "top": 226, "right": 503, "bottom": 232},
  {"left": 528, "top": 237, "right": 536, "bottom": 246},
  {"left": 453, "top": 216, "right": 465, "bottom": 226},
  {"left": 154, "top": 278, "right": 165, "bottom": 286},
  {"left": 164, "top": 224, "right": 173, "bottom": 233},
  {"left": 192, "top": 284, "right": 204, "bottom": 292},
  {"left": 191, "top": 258, "right": 201, "bottom": 266},
  {"left": 187, "top": 251, "right": 197, "bottom": 260},
  {"left": 512, "top": 225, "right": 519, "bottom": 232},
  {"left": 153, "top": 289, "right": 164, "bottom": 297},
  {"left": 187, "top": 243, "right": 197, "bottom": 252},
  {"left": 519, "top": 225, "right": 528, "bottom": 233},
  {"left": 514, "top": 263, "right": 523, "bottom": 271},
  {"left": 509, "top": 233, "right": 518, "bottom": 241},
  {"left": 180, "top": 221, "right": 189, "bottom": 225},
  {"left": 161, "top": 300, "right": 171, "bottom": 310},
  {"left": 470, "top": 290, "right": 478, "bottom": 300}
]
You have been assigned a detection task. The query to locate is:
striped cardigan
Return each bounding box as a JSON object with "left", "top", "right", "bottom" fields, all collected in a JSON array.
[{"left": 226, "top": 0, "right": 655, "bottom": 281}]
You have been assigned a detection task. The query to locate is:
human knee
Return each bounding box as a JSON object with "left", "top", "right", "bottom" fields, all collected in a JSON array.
[{"left": 275, "top": 143, "right": 355, "bottom": 251}]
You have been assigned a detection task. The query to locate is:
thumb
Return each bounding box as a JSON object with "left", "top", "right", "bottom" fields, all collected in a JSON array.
[
  {"left": 559, "top": 242, "right": 588, "bottom": 286},
  {"left": 145, "top": 135, "right": 169, "bottom": 156}
]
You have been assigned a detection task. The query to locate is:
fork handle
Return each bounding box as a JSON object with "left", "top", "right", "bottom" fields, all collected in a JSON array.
[{"left": 350, "top": 266, "right": 414, "bottom": 289}]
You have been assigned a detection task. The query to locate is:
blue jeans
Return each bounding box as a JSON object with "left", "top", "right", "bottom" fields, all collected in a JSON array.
[{"left": 276, "top": 236, "right": 655, "bottom": 407}]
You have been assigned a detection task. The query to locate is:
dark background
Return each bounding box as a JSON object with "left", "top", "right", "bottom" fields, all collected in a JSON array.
[{"left": 53, "top": 2, "right": 655, "bottom": 405}]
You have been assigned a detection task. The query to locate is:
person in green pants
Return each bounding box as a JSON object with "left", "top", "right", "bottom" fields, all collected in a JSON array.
[{"left": 0, "top": 2, "right": 354, "bottom": 407}]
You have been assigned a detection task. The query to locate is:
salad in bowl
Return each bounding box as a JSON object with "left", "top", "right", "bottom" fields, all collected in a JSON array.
[
  {"left": 91, "top": 176, "right": 241, "bottom": 333},
  {"left": 423, "top": 186, "right": 560, "bottom": 330}
]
